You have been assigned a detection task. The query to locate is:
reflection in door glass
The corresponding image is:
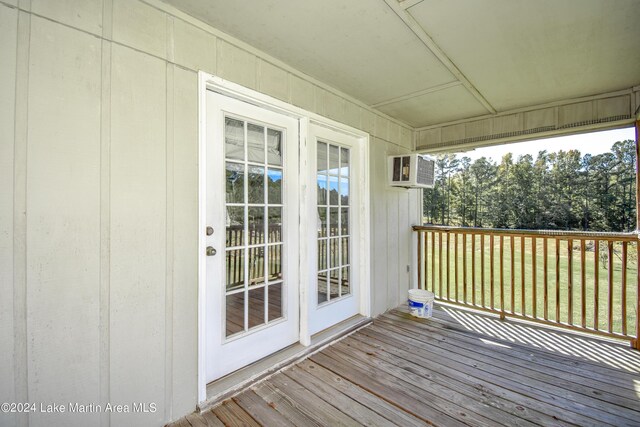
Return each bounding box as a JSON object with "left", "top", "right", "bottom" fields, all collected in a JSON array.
[
  {"left": 316, "top": 141, "right": 351, "bottom": 305},
  {"left": 268, "top": 283, "right": 283, "bottom": 321},
  {"left": 224, "top": 116, "right": 287, "bottom": 338},
  {"left": 247, "top": 123, "right": 265, "bottom": 163},
  {"left": 267, "top": 168, "right": 283, "bottom": 204},
  {"left": 267, "top": 129, "right": 283, "bottom": 166},
  {"left": 226, "top": 292, "right": 244, "bottom": 336},
  {"left": 268, "top": 207, "right": 282, "bottom": 243},
  {"left": 267, "top": 245, "right": 283, "bottom": 282},
  {"left": 226, "top": 207, "right": 245, "bottom": 247},
  {"left": 225, "top": 117, "right": 244, "bottom": 160},
  {"left": 248, "top": 166, "right": 265, "bottom": 204},
  {"left": 226, "top": 249, "right": 244, "bottom": 291},
  {"left": 225, "top": 162, "right": 244, "bottom": 203},
  {"left": 248, "top": 287, "right": 266, "bottom": 329}
]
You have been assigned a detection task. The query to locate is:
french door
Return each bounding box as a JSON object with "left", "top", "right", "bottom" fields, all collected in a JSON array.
[
  {"left": 205, "top": 91, "right": 299, "bottom": 382},
  {"left": 307, "top": 124, "right": 362, "bottom": 335}
]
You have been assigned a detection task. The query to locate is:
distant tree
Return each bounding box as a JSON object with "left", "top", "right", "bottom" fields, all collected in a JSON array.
[{"left": 423, "top": 139, "right": 637, "bottom": 232}]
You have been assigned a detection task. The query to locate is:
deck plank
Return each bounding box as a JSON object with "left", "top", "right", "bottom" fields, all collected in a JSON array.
[
  {"left": 377, "top": 313, "right": 640, "bottom": 414},
  {"left": 211, "top": 400, "right": 260, "bottom": 427},
  {"left": 267, "top": 374, "right": 361, "bottom": 427},
  {"left": 310, "top": 350, "right": 468, "bottom": 427},
  {"left": 185, "top": 413, "right": 212, "bottom": 427},
  {"left": 199, "top": 410, "right": 225, "bottom": 427},
  {"left": 297, "top": 359, "right": 426, "bottom": 427},
  {"left": 328, "top": 339, "right": 535, "bottom": 427},
  {"left": 404, "top": 305, "right": 640, "bottom": 376},
  {"left": 372, "top": 316, "right": 635, "bottom": 425},
  {"left": 383, "top": 310, "right": 640, "bottom": 396},
  {"left": 233, "top": 389, "right": 296, "bottom": 427},
  {"left": 253, "top": 381, "right": 323, "bottom": 427},
  {"left": 170, "top": 304, "right": 640, "bottom": 427},
  {"left": 284, "top": 365, "right": 398, "bottom": 427},
  {"left": 350, "top": 327, "right": 591, "bottom": 427}
]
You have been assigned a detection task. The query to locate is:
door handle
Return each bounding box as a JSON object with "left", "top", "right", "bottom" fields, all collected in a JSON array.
[{"left": 206, "top": 246, "right": 217, "bottom": 256}]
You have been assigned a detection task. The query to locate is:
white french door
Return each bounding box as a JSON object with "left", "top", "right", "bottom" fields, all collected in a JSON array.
[
  {"left": 307, "top": 124, "right": 362, "bottom": 335},
  {"left": 205, "top": 91, "right": 300, "bottom": 382}
]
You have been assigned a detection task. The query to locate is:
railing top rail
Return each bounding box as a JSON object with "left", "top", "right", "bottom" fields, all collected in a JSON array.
[{"left": 412, "top": 224, "right": 639, "bottom": 241}]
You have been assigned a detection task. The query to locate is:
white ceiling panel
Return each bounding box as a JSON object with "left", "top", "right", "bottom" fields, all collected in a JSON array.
[
  {"left": 161, "top": 0, "right": 640, "bottom": 129},
  {"left": 408, "top": 0, "right": 640, "bottom": 111},
  {"left": 376, "top": 85, "right": 488, "bottom": 127},
  {"left": 163, "top": 0, "right": 456, "bottom": 105}
]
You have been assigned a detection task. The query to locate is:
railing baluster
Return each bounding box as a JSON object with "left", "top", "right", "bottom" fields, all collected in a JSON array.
[
  {"left": 555, "top": 238, "right": 560, "bottom": 323},
  {"left": 594, "top": 239, "right": 599, "bottom": 331},
  {"left": 500, "top": 235, "right": 505, "bottom": 318},
  {"left": 568, "top": 239, "right": 573, "bottom": 325},
  {"left": 543, "top": 237, "right": 548, "bottom": 321},
  {"left": 608, "top": 241, "right": 614, "bottom": 333},
  {"left": 454, "top": 233, "right": 459, "bottom": 302},
  {"left": 463, "top": 233, "right": 468, "bottom": 303},
  {"left": 417, "top": 231, "right": 423, "bottom": 290},
  {"left": 431, "top": 230, "right": 435, "bottom": 293},
  {"left": 521, "top": 236, "right": 526, "bottom": 316},
  {"left": 532, "top": 237, "right": 537, "bottom": 319},
  {"left": 472, "top": 233, "right": 476, "bottom": 306},
  {"left": 636, "top": 240, "right": 640, "bottom": 349},
  {"left": 510, "top": 236, "right": 515, "bottom": 314},
  {"left": 481, "top": 234, "right": 485, "bottom": 308},
  {"left": 490, "top": 234, "right": 494, "bottom": 310},
  {"left": 439, "top": 232, "right": 443, "bottom": 298},
  {"left": 580, "top": 239, "right": 586, "bottom": 329},
  {"left": 446, "top": 232, "right": 450, "bottom": 300},
  {"left": 621, "top": 241, "right": 628, "bottom": 336},
  {"left": 424, "top": 231, "right": 429, "bottom": 291}
]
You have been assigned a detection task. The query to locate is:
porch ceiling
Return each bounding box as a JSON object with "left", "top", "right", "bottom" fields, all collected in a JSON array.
[{"left": 161, "top": 0, "right": 640, "bottom": 128}]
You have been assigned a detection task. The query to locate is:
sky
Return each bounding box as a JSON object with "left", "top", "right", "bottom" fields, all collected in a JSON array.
[{"left": 460, "top": 127, "right": 636, "bottom": 162}]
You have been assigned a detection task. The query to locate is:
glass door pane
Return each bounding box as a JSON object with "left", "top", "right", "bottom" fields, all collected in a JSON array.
[
  {"left": 317, "top": 141, "right": 350, "bottom": 305},
  {"left": 224, "top": 115, "right": 286, "bottom": 338}
]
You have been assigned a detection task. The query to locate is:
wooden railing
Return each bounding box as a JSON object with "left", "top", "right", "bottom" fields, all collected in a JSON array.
[{"left": 413, "top": 225, "right": 640, "bottom": 348}]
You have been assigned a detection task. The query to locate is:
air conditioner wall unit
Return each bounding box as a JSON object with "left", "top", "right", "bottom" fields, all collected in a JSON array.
[{"left": 388, "top": 154, "right": 435, "bottom": 188}]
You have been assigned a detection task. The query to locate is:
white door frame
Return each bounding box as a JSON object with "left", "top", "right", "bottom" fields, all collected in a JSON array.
[{"left": 197, "top": 71, "right": 370, "bottom": 403}]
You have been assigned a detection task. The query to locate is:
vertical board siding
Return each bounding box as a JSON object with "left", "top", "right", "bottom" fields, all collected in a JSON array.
[
  {"left": 0, "top": 5, "right": 17, "bottom": 426},
  {"left": 1, "top": 1, "right": 415, "bottom": 425},
  {"left": 26, "top": 16, "right": 102, "bottom": 427},
  {"left": 371, "top": 140, "right": 389, "bottom": 315},
  {"left": 31, "top": 0, "right": 103, "bottom": 36},
  {"left": 171, "top": 67, "right": 200, "bottom": 417},
  {"left": 110, "top": 44, "right": 167, "bottom": 426}
]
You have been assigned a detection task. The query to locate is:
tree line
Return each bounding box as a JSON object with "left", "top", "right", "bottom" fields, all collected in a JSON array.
[{"left": 423, "top": 139, "right": 637, "bottom": 232}]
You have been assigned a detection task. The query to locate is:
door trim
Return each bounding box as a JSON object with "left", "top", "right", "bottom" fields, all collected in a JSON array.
[{"left": 197, "top": 72, "right": 370, "bottom": 403}]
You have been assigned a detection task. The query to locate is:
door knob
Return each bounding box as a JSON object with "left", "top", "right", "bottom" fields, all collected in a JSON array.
[{"left": 206, "top": 246, "right": 217, "bottom": 256}]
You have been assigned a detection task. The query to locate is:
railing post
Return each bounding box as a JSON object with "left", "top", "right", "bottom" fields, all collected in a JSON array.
[{"left": 634, "top": 119, "right": 639, "bottom": 348}]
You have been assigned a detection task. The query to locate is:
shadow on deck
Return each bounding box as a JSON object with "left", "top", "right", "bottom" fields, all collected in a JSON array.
[{"left": 174, "top": 303, "right": 640, "bottom": 426}]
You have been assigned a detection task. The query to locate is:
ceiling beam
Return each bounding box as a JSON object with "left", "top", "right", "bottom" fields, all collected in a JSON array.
[
  {"left": 383, "top": 0, "right": 497, "bottom": 115},
  {"left": 370, "top": 81, "right": 462, "bottom": 108},
  {"left": 398, "top": 0, "right": 425, "bottom": 10}
]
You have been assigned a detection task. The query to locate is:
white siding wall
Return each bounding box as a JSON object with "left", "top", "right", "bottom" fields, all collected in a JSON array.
[{"left": 0, "top": 0, "right": 417, "bottom": 425}]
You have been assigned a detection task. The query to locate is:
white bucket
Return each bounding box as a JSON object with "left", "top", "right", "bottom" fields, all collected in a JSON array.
[{"left": 408, "top": 289, "right": 434, "bottom": 318}]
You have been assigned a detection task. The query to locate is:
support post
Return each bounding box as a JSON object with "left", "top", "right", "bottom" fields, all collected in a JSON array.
[{"left": 634, "top": 120, "right": 639, "bottom": 349}]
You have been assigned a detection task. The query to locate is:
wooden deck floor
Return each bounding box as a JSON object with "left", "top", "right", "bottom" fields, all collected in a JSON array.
[{"left": 176, "top": 304, "right": 640, "bottom": 427}]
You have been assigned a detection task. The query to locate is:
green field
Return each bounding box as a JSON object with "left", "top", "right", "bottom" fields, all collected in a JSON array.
[{"left": 419, "top": 232, "right": 639, "bottom": 336}]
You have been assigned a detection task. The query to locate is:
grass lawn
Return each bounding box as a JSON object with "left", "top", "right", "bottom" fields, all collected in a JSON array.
[{"left": 420, "top": 232, "right": 639, "bottom": 336}]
